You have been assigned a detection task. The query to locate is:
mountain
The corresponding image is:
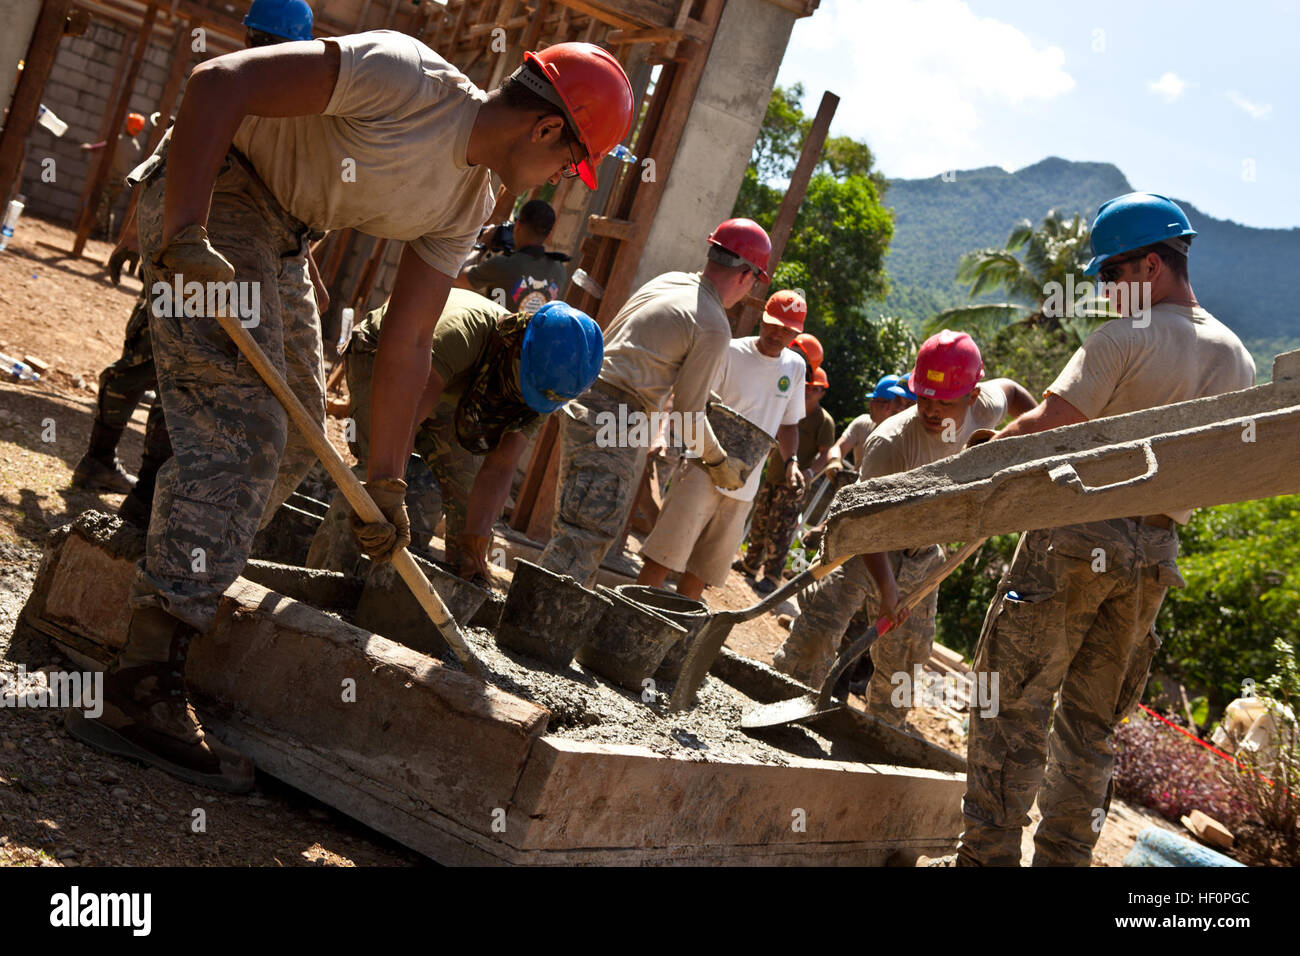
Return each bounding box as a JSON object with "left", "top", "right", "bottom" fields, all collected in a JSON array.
[{"left": 873, "top": 157, "right": 1300, "bottom": 377}]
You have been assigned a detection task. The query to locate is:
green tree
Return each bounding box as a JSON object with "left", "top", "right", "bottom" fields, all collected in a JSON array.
[
  {"left": 922, "top": 208, "right": 1104, "bottom": 346},
  {"left": 734, "top": 85, "right": 905, "bottom": 424}
]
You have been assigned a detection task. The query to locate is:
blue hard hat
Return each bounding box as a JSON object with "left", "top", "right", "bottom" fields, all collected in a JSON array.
[
  {"left": 1083, "top": 192, "right": 1196, "bottom": 276},
  {"left": 871, "top": 374, "right": 914, "bottom": 402},
  {"left": 244, "top": 0, "right": 314, "bottom": 42},
  {"left": 520, "top": 302, "right": 604, "bottom": 413}
]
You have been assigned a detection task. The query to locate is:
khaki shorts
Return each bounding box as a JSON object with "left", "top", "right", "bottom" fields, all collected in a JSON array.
[{"left": 641, "top": 461, "right": 752, "bottom": 587}]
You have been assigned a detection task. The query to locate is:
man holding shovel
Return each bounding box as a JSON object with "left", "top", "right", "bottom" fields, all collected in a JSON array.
[
  {"left": 772, "top": 331, "right": 1034, "bottom": 728},
  {"left": 956, "top": 193, "right": 1255, "bottom": 866},
  {"left": 66, "top": 31, "right": 634, "bottom": 793}
]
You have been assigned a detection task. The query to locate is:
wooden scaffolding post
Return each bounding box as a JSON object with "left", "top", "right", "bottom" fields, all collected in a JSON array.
[
  {"left": 70, "top": 2, "right": 158, "bottom": 257},
  {"left": 735, "top": 89, "right": 838, "bottom": 336},
  {"left": 0, "top": 0, "right": 74, "bottom": 205}
]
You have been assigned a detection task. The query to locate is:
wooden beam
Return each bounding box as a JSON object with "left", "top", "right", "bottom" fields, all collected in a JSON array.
[
  {"left": 736, "top": 90, "right": 838, "bottom": 335},
  {"left": 0, "top": 0, "right": 74, "bottom": 205},
  {"left": 553, "top": 0, "right": 676, "bottom": 31},
  {"left": 70, "top": 9, "right": 157, "bottom": 257},
  {"left": 585, "top": 215, "right": 635, "bottom": 241}
]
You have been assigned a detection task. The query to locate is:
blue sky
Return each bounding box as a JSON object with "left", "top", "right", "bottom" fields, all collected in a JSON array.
[{"left": 775, "top": 0, "right": 1298, "bottom": 229}]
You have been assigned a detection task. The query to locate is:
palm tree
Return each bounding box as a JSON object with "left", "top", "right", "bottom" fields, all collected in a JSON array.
[{"left": 921, "top": 208, "right": 1109, "bottom": 345}]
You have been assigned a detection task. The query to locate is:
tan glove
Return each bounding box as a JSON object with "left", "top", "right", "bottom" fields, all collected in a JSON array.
[
  {"left": 457, "top": 533, "right": 492, "bottom": 583},
  {"left": 823, "top": 458, "right": 843, "bottom": 482},
  {"left": 157, "top": 224, "right": 235, "bottom": 285},
  {"left": 964, "top": 428, "right": 997, "bottom": 450},
  {"left": 349, "top": 478, "right": 411, "bottom": 564},
  {"left": 705, "top": 454, "right": 744, "bottom": 491}
]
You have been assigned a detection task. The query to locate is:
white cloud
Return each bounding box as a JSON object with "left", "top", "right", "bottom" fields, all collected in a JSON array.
[
  {"left": 782, "top": 0, "right": 1075, "bottom": 179},
  {"left": 1147, "top": 72, "right": 1187, "bottom": 102},
  {"left": 1226, "top": 90, "right": 1272, "bottom": 119}
]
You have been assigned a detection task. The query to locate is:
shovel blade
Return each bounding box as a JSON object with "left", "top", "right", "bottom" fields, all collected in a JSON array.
[{"left": 740, "top": 694, "right": 823, "bottom": 729}]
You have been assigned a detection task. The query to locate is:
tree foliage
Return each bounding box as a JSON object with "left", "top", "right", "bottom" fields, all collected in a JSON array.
[{"left": 734, "top": 85, "right": 908, "bottom": 425}]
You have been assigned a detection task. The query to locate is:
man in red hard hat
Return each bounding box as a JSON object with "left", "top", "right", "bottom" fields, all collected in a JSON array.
[
  {"left": 957, "top": 192, "right": 1255, "bottom": 867},
  {"left": 66, "top": 31, "right": 634, "bottom": 795},
  {"left": 638, "top": 290, "right": 807, "bottom": 602},
  {"left": 539, "top": 218, "right": 771, "bottom": 587},
  {"left": 773, "top": 330, "right": 1034, "bottom": 726}
]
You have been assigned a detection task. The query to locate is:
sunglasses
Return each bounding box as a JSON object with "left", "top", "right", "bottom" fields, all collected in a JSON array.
[{"left": 1098, "top": 252, "right": 1147, "bottom": 284}]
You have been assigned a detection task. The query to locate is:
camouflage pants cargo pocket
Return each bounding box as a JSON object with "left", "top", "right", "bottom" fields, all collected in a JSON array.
[{"left": 559, "top": 469, "right": 626, "bottom": 535}]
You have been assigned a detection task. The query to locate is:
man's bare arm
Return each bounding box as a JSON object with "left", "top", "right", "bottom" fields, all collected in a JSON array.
[
  {"left": 163, "top": 40, "right": 340, "bottom": 245},
  {"left": 994, "top": 393, "right": 1088, "bottom": 440},
  {"left": 368, "top": 247, "right": 456, "bottom": 481},
  {"left": 994, "top": 378, "right": 1039, "bottom": 420}
]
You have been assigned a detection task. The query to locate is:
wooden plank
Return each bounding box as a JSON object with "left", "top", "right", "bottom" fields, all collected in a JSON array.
[
  {"left": 71, "top": 2, "right": 158, "bottom": 257},
  {"left": 0, "top": 0, "right": 74, "bottom": 205},
  {"left": 510, "top": 414, "right": 558, "bottom": 532},
  {"left": 737, "top": 90, "right": 838, "bottom": 335},
  {"left": 585, "top": 214, "right": 635, "bottom": 240},
  {"left": 508, "top": 736, "right": 966, "bottom": 851},
  {"left": 553, "top": 0, "right": 676, "bottom": 31}
]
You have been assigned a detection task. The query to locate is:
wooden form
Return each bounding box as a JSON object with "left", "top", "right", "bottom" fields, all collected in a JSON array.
[
  {"left": 735, "top": 89, "right": 838, "bottom": 335},
  {"left": 19, "top": 513, "right": 966, "bottom": 865}
]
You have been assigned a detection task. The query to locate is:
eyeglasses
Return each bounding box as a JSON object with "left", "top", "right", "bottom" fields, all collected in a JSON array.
[
  {"left": 559, "top": 138, "right": 583, "bottom": 180},
  {"left": 1098, "top": 253, "right": 1147, "bottom": 284}
]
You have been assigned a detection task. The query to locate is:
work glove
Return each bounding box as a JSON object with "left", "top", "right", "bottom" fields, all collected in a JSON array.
[
  {"left": 705, "top": 454, "right": 744, "bottom": 491},
  {"left": 349, "top": 478, "right": 411, "bottom": 564},
  {"left": 823, "top": 459, "right": 843, "bottom": 482},
  {"left": 156, "top": 224, "right": 235, "bottom": 286},
  {"left": 801, "top": 524, "right": 825, "bottom": 552},
  {"left": 107, "top": 245, "right": 139, "bottom": 286},
  {"left": 964, "top": 428, "right": 997, "bottom": 450},
  {"left": 457, "top": 533, "right": 493, "bottom": 583}
]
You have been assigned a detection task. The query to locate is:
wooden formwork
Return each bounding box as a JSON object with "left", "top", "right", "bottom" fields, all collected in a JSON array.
[{"left": 17, "top": 512, "right": 966, "bottom": 866}]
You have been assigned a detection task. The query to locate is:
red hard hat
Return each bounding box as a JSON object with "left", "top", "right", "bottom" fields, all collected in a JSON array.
[
  {"left": 809, "top": 366, "right": 829, "bottom": 389},
  {"left": 524, "top": 43, "right": 633, "bottom": 190},
  {"left": 790, "top": 332, "right": 823, "bottom": 371},
  {"left": 125, "top": 112, "right": 146, "bottom": 136},
  {"left": 909, "top": 329, "right": 984, "bottom": 400},
  {"left": 707, "top": 218, "right": 771, "bottom": 281},
  {"left": 763, "top": 289, "right": 806, "bottom": 332}
]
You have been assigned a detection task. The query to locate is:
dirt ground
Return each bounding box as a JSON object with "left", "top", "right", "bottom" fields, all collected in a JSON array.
[{"left": 0, "top": 218, "right": 1178, "bottom": 867}]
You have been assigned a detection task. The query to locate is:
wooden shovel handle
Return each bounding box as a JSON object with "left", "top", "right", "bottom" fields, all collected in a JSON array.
[{"left": 213, "top": 311, "right": 485, "bottom": 677}]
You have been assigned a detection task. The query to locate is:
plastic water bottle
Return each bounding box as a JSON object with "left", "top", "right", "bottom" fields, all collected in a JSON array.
[
  {"left": 0, "top": 351, "right": 40, "bottom": 381},
  {"left": 0, "top": 197, "right": 25, "bottom": 252},
  {"left": 36, "top": 105, "right": 68, "bottom": 137},
  {"left": 609, "top": 143, "right": 637, "bottom": 164},
  {"left": 337, "top": 307, "right": 354, "bottom": 351}
]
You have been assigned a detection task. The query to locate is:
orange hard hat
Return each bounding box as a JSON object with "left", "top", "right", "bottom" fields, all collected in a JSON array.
[
  {"left": 762, "top": 289, "right": 806, "bottom": 332},
  {"left": 790, "top": 332, "right": 823, "bottom": 371},
  {"left": 808, "top": 366, "right": 829, "bottom": 389},
  {"left": 523, "top": 43, "right": 633, "bottom": 190},
  {"left": 909, "top": 329, "right": 984, "bottom": 400},
  {"left": 125, "top": 112, "right": 146, "bottom": 136},
  {"left": 707, "top": 218, "right": 771, "bottom": 281}
]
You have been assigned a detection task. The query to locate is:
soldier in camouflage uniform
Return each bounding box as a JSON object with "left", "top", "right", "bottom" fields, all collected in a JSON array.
[
  {"left": 773, "top": 332, "right": 1034, "bottom": 727},
  {"left": 957, "top": 193, "right": 1256, "bottom": 866}
]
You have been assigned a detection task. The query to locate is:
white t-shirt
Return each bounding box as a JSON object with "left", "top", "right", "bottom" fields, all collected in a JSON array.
[
  {"left": 233, "top": 31, "right": 498, "bottom": 277},
  {"left": 712, "top": 337, "right": 807, "bottom": 502}
]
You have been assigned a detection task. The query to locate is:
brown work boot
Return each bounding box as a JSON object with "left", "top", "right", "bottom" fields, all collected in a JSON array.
[
  {"left": 65, "top": 607, "right": 254, "bottom": 794},
  {"left": 72, "top": 422, "right": 137, "bottom": 494}
]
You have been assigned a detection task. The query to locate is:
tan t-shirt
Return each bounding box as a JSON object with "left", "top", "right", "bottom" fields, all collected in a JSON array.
[
  {"left": 598, "top": 271, "right": 731, "bottom": 461},
  {"left": 837, "top": 413, "right": 876, "bottom": 469},
  {"left": 1046, "top": 303, "right": 1255, "bottom": 523},
  {"left": 233, "top": 31, "right": 497, "bottom": 277},
  {"left": 858, "top": 385, "right": 1009, "bottom": 481}
]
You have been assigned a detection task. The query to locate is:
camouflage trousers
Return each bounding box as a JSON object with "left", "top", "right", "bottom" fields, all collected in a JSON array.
[
  {"left": 957, "top": 518, "right": 1181, "bottom": 867},
  {"left": 94, "top": 291, "right": 172, "bottom": 482},
  {"left": 537, "top": 380, "right": 647, "bottom": 588},
  {"left": 304, "top": 346, "right": 477, "bottom": 572},
  {"left": 739, "top": 473, "right": 804, "bottom": 579},
  {"left": 772, "top": 545, "right": 944, "bottom": 727},
  {"left": 128, "top": 140, "right": 324, "bottom": 632}
]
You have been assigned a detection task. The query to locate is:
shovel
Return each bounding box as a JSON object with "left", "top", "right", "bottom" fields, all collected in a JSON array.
[
  {"left": 740, "top": 538, "right": 986, "bottom": 729},
  {"left": 211, "top": 308, "right": 485, "bottom": 678},
  {"left": 668, "top": 552, "right": 856, "bottom": 712}
]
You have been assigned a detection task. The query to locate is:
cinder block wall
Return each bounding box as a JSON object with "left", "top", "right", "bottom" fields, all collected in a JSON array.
[{"left": 19, "top": 20, "right": 175, "bottom": 228}]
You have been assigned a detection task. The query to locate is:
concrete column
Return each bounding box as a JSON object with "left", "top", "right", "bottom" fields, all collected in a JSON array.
[{"left": 631, "top": 0, "right": 799, "bottom": 292}]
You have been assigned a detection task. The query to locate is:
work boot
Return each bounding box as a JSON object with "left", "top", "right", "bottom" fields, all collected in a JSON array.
[
  {"left": 118, "top": 490, "right": 150, "bottom": 529},
  {"left": 65, "top": 606, "right": 255, "bottom": 794},
  {"left": 753, "top": 576, "right": 777, "bottom": 596},
  {"left": 731, "top": 558, "right": 758, "bottom": 579},
  {"left": 71, "top": 422, "right": 137, "bottom": 494},
  {"left": 107, "top": 246, "right": 140, "bottom": 286}
]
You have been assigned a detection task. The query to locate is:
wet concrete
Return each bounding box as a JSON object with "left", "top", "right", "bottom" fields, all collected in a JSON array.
[{"left": 241, "top": 560, "right": 362, "bottom": 612}]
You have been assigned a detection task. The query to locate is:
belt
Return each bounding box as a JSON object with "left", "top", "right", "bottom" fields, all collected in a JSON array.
[
  {"left": 590, "top": 377, "right": 645, "bottom": 409},
  {"left": 1127, "top": 514, "right": 1175, "bottom": 530}
]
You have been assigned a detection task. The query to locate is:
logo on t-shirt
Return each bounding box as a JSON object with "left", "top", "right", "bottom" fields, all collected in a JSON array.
[
  {"left": 511, "top": 275, "right": 559, "bottom": 315},
  {"left": 778, "top": 374, "right": 791, "bottom": 392}
]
